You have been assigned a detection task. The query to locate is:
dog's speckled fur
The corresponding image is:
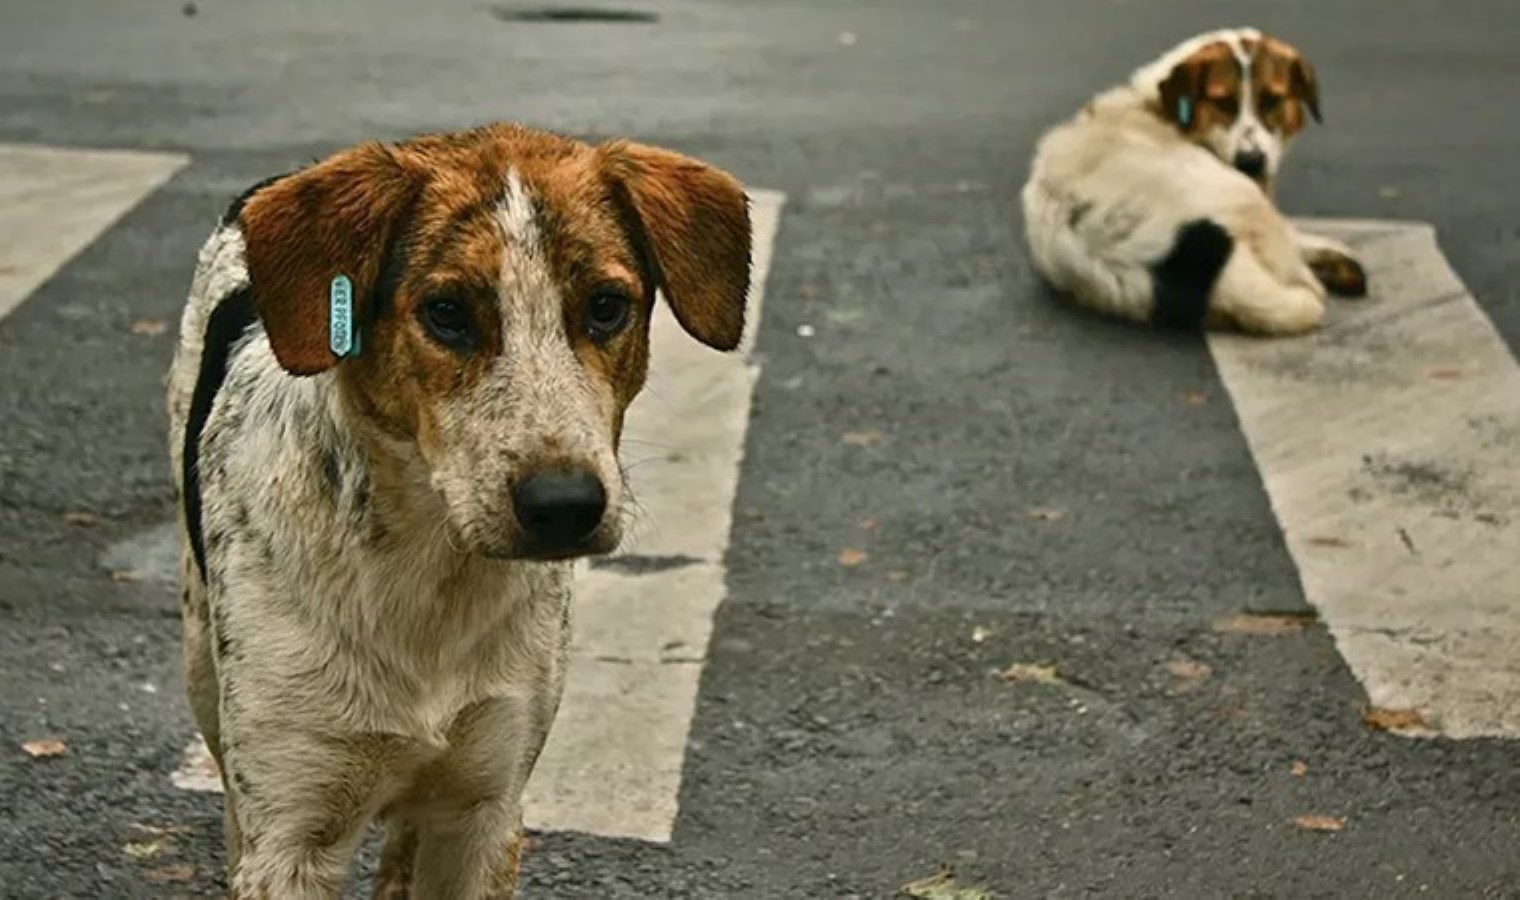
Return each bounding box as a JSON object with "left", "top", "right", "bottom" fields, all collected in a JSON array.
[{"left": 167, "top": 123, "right": 751, "bottom": 898}]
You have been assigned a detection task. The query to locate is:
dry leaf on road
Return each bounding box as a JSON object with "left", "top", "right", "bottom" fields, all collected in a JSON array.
[
  {"left": 130, "top": 319, "right": 168, "bottom": 336},
  {"left": 1166, "top": 657, "right": 1212, "bottom": 681},
  {"left": 971, "top": 626, "right": 991, "bottom": 644},
  {"left": 1362, "top": 706, "right": 1430, "bottom": 732},
  {"left": 841, "top": 430, "right": 884, "bottom": 447},
  {"left": 21, "top": 739, "right": 67, "bottom": 758},
  {"left": 1291, "top": 814, "right": 1345, "bottom": 833},
  {"left": 1212, "top": 613, "right": 1314, "bottom": 636},
  {"left": 1026, "top": 507, "right": 1065, "bottom": 522},
  {"left": 63, "top": 511, "right": 102, "bottom": 528},
  {"left": 1428, "top": 368, "right": 1462, "bottom": 381},
  {"left": 901, "top": 865, "right": 992, "bottom": 900},
  {"left": 1000, "top": 662, "right": 1063, "bottom": 685},
  {"left": 838, "top": 548, "right": 869, "bottom": 567},
  {"left": 1183, "top": 391, "right": 1209, "bottom": 406},
  {"left": 129, "top": 823, "right": 191, "bottom": 838},
  {"left": 1291, "top": 760, "right": 1309, "bottom": 777},
  {"left": 143, "top": 864, "right": 196, "bottom": 883},
  {"left": 123, "top": 838, "right": 171, "bottom": 859}
]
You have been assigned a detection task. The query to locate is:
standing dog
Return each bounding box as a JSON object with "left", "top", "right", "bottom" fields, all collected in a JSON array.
[
  {"left": 167, "top": 124, "right": 751, "bottom": 898},
  {"left": 1022, "top": 28, "right": 1367, "bottom": 335}
]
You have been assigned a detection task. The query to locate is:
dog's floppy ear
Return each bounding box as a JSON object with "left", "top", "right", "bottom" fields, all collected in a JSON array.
[
  {"left": 1289, "top": 55, "right": 1322, "bottom": 123},
  {"left": 1159, "top": 55, "right": 1209, "bottom": 132},
  {"left": 599, "top": 141, "right": 752, "bottom": 351},
  {"left": 1158, "top": 41, "right": 1235, "bottom": 132},
  {"left": 238, "top": 144, "right": 419, "bottom": 376}
]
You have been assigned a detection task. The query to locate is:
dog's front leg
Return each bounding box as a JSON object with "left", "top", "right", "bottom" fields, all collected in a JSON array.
[
  {"left": 405, "top": 694, "right": 558, "bottom": 899},
  {"left": 221, "top": 726, "right": 391, "bottom": 899},
  {"left": 1295, "top": 228, "right": 1369, "bottom": 298},
  {"left": 409, "top": 798, "right": 527, "bottom": 899}
]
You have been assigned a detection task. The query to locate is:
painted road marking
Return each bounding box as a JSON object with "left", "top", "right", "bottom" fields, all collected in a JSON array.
[
  {"left": 523, "top": 189, "right": 785, "bottom": 841},
  {"left": 153, "top": 189, "right": 787, "bottom": 843},
  {"left": 1210, "top": 218, "right": 1520, "bottom": 739},
  {"left": 0, "top": 143, "right": 188, "bottom": 321}
]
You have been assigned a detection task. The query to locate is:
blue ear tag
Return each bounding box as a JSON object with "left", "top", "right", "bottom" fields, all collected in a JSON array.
[
  {"left": 1177, "top": 97, "right": 1193, "bottom": 128},
  {"left": 329, "top": 275, "right": 359, "bottom": 358}
]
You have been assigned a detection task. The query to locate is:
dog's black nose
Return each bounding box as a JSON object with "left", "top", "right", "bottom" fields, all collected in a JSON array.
[
  {"left": 1234, "top": 150, "right": 1268, "bottom": 180},
  {"left": 512, "top": 470, "right": 607, "bottom": 552}
]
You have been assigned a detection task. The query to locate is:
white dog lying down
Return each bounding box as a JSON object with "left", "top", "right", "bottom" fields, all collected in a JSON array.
[{"left": 1022, "top": 28, "right": 1367, "bottom": 335}]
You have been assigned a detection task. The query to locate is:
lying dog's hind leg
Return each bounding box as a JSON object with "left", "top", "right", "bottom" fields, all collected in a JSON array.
[
  {"left": 1212, "top": 246, "right": 1326, "bottom": 335},
  {"left": 1296, "top": 229, "right": 1369, "bottom": 298},
  {"left": 1150, "top": 218, "right": 1235, "bottom": 330}
]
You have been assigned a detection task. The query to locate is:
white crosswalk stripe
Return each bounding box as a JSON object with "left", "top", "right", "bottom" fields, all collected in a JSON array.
[
  {"left": 0, "top": 143, "right": 187, "bottom": 320},
  {"left": 1210, "top": 219, "right": 1520, "bottom": 738},
  {"left": 522, "top": 189, "right": 786, "bottom": 841}
]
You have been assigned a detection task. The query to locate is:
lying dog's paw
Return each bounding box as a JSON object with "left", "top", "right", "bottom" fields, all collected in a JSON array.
[{"left": 1308, "top": 250, "right": 1369, "bottom": 299}]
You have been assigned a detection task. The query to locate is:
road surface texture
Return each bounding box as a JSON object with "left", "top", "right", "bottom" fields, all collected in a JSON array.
[{"left": 1, "top": 0, "right": 1517, "bottom": 897}]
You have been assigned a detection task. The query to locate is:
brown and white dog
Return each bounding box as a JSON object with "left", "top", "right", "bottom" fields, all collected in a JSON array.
[
  {"left": 166, "top": 124, "right": 751, "bottom": 897},
  {"left": 1022, "top": 28, "right": 1367, "bottom": 335}
]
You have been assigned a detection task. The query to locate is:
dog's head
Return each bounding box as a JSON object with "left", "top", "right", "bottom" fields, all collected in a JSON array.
[
  {"left": 1142, "top": 29, "right": 1321, "bottom": 191},
  {"left": 236, "top": 125, "right": 751, "bottom": 561}
]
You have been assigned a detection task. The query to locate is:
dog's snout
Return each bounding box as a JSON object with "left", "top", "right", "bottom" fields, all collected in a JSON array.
[
  {"left": 1233, "top": 150, "right": 1268, "bottom": 181},
  {"left": 512, "top": 470, "right": 607, "bottom": 553}
]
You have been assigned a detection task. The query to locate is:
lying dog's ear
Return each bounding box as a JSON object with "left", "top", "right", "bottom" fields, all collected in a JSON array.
[
  {"left": 1158, "top": 41, "right": 1236, "bottom": 132},
  {"left": 1159, "top": 56, "right": 1209, "bottom": 132},
  {"left": 1289, "top": 55, "right": 1322, "bottom": 123},
  {"left": 238, "top": 144, "right": 419, "bottom": 376},
  {"left": 599, "top": 141, "right": 752, "bottom": 351}
]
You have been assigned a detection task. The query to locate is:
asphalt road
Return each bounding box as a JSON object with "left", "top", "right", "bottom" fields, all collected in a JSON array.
[{"left": 1, "top": 0, "right": 1518, "bottom": 897}]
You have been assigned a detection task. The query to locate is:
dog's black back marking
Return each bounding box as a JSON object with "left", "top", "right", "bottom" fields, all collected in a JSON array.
[
  {"left": 1150, "top": 218, "right": 1234, "bottom": 330},
  {"left": 183, "top": 176, "right": 297, "bottom": 580},
  {"left": 220, "top": 171, "right": 294, "bottom": 227},
  {"left": 183, "top": 287, "right": 257, "bottom": 582}
]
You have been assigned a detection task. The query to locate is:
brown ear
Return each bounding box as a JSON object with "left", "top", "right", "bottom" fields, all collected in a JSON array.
[
  {"left": 1157, "top": 41, "right": 1239, "bottom": 133},
  {"left": 1158, "top": 57, "right": 1207, "bottom": 132},
  {"left": 1290, "top": 56, "right": 1322, "bottom": 123},
  {"left": 238, "top": 143, "right": 418, "bottom": 375},
  {"left": 600, "top": 141, "right": 752, "bottom": 351}
]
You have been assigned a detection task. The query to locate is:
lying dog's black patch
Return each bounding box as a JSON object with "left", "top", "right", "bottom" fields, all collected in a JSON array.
[
  {"left": 183, "top": 287, "right": 258, "bottom": 581},
  {"left": 1150, "top": 218, "right": 1233, "bottom": 330}
]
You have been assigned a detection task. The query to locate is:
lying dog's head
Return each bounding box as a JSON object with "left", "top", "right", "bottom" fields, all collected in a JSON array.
[
  {"left": 1141, "top": 28, "right": 1321, "bottom": 190},
  {"left": 235, "top": 125, "right": 751, "bottom": 561}
]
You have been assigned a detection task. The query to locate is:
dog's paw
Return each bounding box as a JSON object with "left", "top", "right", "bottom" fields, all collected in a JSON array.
[{"left": 1307, "top": 249, "right": 1369, "bottom": 299}]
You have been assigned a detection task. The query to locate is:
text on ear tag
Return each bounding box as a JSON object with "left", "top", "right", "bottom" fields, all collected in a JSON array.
[
  {"left": 329, "top": 274, "right": 359, "bottom": 358},
  {"left": 1177, "top": 97, "right": 1193, "bottom": 128}
]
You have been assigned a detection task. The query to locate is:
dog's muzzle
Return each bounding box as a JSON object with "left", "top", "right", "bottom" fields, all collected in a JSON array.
[
  {"left": 1233, "top": 150, "right": 1268, "bottom": 182},
  {"left": 512, "top": 469, "right": 607, "bottom": 558}
]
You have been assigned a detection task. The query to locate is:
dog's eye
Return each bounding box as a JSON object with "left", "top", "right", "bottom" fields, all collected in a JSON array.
[
  {"left": 584, "top": 292, "right": 632, "bottom": 342},
  {"left": 1215, "top": 96, "right": 1240, "bottom": 116},
  {"left": 420, "top": 296, "right": 474, "bottom": 349},
  {"left": 1258, "top": 93, "right": 1283, "bottom": 114}
]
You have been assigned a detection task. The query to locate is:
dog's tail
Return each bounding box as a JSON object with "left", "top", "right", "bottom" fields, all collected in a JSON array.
[{"left": 1149, "top": 219, "right": 1233, "bottom": 330}]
